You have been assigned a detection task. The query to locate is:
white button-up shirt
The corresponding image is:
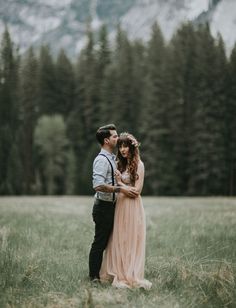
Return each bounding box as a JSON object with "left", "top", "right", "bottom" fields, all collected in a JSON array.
[{"left": 93, "top": 149, "right": 117, "bottom": 202}]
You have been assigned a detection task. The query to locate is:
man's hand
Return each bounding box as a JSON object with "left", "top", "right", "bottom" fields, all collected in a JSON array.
[
  {"left": 95, "top": 183, "right": 139, "bottom": 198},
  {"left": 121, "top": 186, "right": 139, "bottom": 198}
]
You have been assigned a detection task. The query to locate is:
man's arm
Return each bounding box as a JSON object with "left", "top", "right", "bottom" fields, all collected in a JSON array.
[
  {"left": 95, "top": 184, "right": 138, "bottom": 198},
  {"left": 93, "top": 156, "right": 138, "bottom": 198},
  {"left": 94, "top": 184, "right": 114, "bottom": 193}
]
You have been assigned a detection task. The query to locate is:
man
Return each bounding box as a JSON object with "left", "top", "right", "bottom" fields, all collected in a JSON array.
[{"left": 89, "top": 124, "right": 138, "bottom": 281}]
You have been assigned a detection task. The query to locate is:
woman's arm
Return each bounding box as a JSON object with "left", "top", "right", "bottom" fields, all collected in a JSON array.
[
  {"left": 114, "top": 169, "right": 139, "bottom": 197},
  {"left": 134, "top": 161, "right": 145, "bottom": 194}
]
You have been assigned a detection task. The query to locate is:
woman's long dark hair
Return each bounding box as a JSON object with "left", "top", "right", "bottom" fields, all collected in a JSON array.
[{"left": 116, "top": 133, "right": 140, "bottom": 186}]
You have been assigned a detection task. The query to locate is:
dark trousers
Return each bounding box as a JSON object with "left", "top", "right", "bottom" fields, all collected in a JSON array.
[{"left": 89, "top": 198, "right": 115, "bottom": 280}]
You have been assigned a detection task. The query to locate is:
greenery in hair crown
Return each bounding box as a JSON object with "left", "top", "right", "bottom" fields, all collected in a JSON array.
[{"left": 120, "top": 132, "right": 141, "bottom": 148}]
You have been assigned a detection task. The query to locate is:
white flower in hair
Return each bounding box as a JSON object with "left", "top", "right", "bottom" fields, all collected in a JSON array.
[{"left": 120, "top": 132, "right": 140, "bottom": 148}]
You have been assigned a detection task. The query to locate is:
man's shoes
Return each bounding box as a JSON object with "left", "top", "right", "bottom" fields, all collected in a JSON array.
[{"left": 90, "top": 277, "right": 101, "bottom": 285}]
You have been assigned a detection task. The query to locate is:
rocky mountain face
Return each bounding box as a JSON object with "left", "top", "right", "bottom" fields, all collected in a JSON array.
[{"left": 0, "top": 0, "right": 235, "bottom": 57}]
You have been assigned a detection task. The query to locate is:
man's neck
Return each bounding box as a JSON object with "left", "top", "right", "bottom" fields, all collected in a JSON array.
[{"left": 102, "top": 145, "right": 113, "bottom": 154}]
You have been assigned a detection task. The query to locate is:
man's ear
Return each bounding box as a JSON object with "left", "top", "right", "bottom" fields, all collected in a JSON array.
[{"left": 104, "top": 138, "right": 109, "bottom": 144}]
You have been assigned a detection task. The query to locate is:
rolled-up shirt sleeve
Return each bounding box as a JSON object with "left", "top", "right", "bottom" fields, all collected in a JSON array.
[{"left": 93, "top": 157, "right": 109, "bottom": 189}]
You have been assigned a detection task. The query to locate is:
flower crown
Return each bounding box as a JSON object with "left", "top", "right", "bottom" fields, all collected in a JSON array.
[{"left": 120, "top": 132, "right": 140, "bottom": 148}]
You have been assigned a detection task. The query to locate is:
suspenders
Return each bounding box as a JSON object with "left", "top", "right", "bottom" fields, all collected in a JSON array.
[{"left": 98, "top": 154, "right": 115, "bottom": 202}]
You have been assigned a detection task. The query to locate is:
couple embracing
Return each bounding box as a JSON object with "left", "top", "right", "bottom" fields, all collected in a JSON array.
[{"left": 89, "top": 124, "right": 152, "bottom": 289}]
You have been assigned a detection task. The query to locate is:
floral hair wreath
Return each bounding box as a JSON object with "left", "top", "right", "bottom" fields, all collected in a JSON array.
[{"left": 119, "top": 132, "right": 141, "bottom": 148}]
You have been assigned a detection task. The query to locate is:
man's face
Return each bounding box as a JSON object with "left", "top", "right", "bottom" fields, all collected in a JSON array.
[{"left": 106, "top": 130, "right": 118, "bottom": 149}]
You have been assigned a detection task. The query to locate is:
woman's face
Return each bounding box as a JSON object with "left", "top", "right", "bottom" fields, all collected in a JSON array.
[{"left": 119, "top": 144, "right": 130, "bottom": 158}]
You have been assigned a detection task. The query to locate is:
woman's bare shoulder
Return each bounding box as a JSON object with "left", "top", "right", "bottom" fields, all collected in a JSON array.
[{"left": 138, "top": 160, "right": 144, "bottom": 169}]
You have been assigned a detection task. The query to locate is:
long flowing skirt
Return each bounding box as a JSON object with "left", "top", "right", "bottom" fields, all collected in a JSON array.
[{"left": 100, "top": 193, "right": 152, "bottom": 289}]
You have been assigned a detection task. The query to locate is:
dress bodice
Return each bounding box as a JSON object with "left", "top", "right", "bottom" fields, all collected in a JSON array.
[{"left": 121, "top": 170, "right": 132, "bottom": 186}]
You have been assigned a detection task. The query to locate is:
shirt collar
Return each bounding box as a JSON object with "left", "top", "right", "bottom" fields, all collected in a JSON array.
[{"left": 100, "top": 148, "right": 116, "bottom": 160}]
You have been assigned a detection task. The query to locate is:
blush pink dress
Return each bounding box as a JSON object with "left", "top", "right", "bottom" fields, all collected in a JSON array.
[{"left": 100, "top": 160, "right": 152, "bottom": 289}]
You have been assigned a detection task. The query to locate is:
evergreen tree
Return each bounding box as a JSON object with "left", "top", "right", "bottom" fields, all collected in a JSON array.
[
  {"left": 37, "top": 45, "right": 57, "bottom": 115},
  {"left": 227, "top": 44, "right": 236, "bottom": 195},
  {"left": 167, "top": 23, "right": 198, "bottom": 195},
  {"left": 77, "top": 25, "right": 99, "bottom": 140},
  {"left": 34, "top": 115, "right": 72, "bottom": 194},
  {"left": 18, "top": 47, "right": 38, "bottom": 194},
  {"left": 97, "top": 24, "right": 113, "bottom": 124},
  {"left": 97, "top": 24, "right": 110, "bottom": 81},
  {"left": 212, "top": 35, "right": 228, "bottom": 194},
  {"left": 112, "top": 26, "right": 136, "bottom": 132},
  {"left": 140, "top": 23, "right": 172, "bottom": 194},
  {"left": 70, "top": 25, "right": 99, "bottom": 194},
  {"left": 99, "top": 63, "right": 117, "bottom": 124},
  {"left": 55, "top": 49, "right": 75, "bottom": 116},
  {"left": 5, "top": 137, "right": 24, "bottom": 194},
  {"left": 66, "top": 108, "right": 87, "bottom": 194},
  {"left": 188, "top": 24, "right": 226, "bottom": 195},
  {"left": 130, "top": 39, "right": 146, "bottom": 136},
  {"left": 64, "top": 148, "right": 76, "bottom": 195},
  {"left": 0, "top": 27, "right": 21, "bottom": 194}
]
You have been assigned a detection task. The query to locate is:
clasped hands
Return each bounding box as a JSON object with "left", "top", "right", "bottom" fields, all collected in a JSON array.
[{"left": 115, "top": 170, "right": 139, "bottom": 198}]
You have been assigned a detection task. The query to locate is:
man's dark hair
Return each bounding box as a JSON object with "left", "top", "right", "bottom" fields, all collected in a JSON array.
[{"left": 96, "top": 124, "right": 117, "bottom": 145}]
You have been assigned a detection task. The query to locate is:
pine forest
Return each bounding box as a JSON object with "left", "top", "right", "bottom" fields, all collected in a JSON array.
[{"left": 0, "top": 22, "right": 236, "bottom": 196}]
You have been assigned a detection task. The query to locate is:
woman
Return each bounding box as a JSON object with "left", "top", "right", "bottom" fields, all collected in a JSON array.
[{"left": 100, "top": 132, "right": 152, "bottom": 289}]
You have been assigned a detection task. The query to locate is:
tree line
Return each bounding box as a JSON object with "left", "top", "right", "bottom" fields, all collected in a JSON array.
[{"left": 0, "top": 22, "right": 236, "bottom": 196}]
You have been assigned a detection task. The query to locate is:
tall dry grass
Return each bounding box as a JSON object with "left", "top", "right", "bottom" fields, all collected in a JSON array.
[{"left": 0, "top": 196, "right": 235, "bottom": 307}]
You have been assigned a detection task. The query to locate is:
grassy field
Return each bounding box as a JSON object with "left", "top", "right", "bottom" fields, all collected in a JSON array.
[{"left": 0, "top": 196, "right": 236, "bottom": 308}]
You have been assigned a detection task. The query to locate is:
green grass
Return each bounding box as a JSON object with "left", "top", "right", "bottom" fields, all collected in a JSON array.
[{"left": 0, "top": 197, "right": 236, "bottom": 307}]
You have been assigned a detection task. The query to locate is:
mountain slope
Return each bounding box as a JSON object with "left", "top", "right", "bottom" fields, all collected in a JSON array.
[
  {"left": 211, "top": 0, "right": 236, "bottom": 50},
  {"left": 0, "top": 0, "right": 235, "bottom": 57}
]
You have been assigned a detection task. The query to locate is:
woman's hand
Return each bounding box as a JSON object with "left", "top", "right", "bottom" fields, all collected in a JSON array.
[
  {"left": 121, "top": 186, "right": 139, "bottom": 198},
  {"left": 115, "top": 169, "right": 122, "bottom": 184}
]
